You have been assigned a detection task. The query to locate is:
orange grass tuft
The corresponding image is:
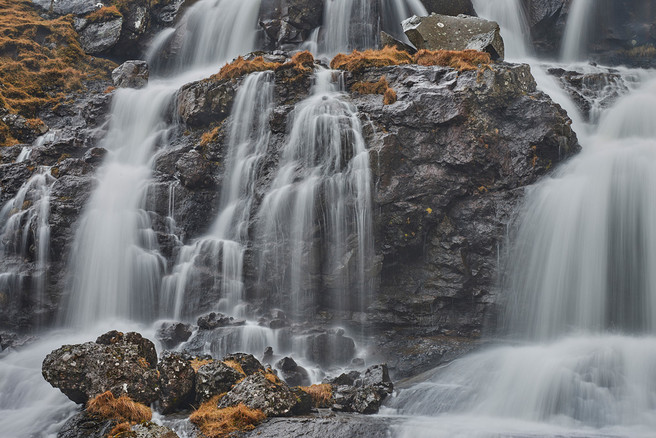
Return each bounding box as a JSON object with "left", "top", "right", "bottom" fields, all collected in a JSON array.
[
  {"left": 264, "top": 372, "right": 281, "bottom": 385},
  {"left": 190, "top": 398, "right": 266, "bottom": 438},
  {"left": 199, "top": 126, "right": 220, "bottom": 147},
  {"left": 211, "top": 50, "right": 315, "bottom": 82},
  {"left": 223, "top": 360, "right": 246, "bottom": 376},
  {"left": 190, "top": 358, "right": 214, "bottom": 372},
  {"left": 107, "top": 422, "right": 132, "bottom": 438},
  {"left": 414, "top": 49, "right": 491, "bottom": 72},
  {"left": 0, "top": 0, "right": 114, "bottom": 145},
  {"left": 351, "top": 76, "right": 398, "bottom": 105},
  {"left": 299, "top": 384, "right": 334, "bottom": 408},
  {"left": 330, "top": 46, "right": 413, "bottom": 72},
  {"left": 85, "top": 5, "right": 122, "bottom": 24},
  {"left": 86, "top": 391, "right": 152, "bottom": 424}
]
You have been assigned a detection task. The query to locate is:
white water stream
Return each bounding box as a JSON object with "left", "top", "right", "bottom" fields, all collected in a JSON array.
[{"left": 390, "top": 3, "right": 656, "bottom": 437}]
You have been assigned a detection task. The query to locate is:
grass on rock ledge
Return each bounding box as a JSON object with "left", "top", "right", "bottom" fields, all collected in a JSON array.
[{"left": 0, "top": 0, "right": 114, "bottom": 146}]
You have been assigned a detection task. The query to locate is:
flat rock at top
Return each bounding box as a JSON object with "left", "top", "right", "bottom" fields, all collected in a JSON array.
[
  {"left": 31, "top": 0, "right": 104, "bottom": 16},
  {"left": 421, "top": 0, "right": 476, "bottom": 17},
  {"left": 403, "top": 13, "right": 505, "bottom": 60}
]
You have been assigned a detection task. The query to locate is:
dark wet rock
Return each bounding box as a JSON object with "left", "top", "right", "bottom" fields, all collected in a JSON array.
[
  {"left": 131, "top": 423, "right": 180, "bottom": 438},
  {"left": 79, "top": 18, "right": 124, "bottom": 54},
  {"left": 158, "top": 351, "right": 195, "bottom": 413},
  {"left": 276, "top": 357, "right": 311, "bottom": 387},
  {"left": 152, "top": 0, "right": 186, "bottom": 25},
  {"left": 197, "top": 312, "right": 246, "bottom": 330},
  {"left": 156, "top": 322, "right": 193, "bottom": 349},
  {"left": 380, "top": 31, "right": 416, "bottom": 54},
  {"left": 112, "top": 61, "right": 150, "bottom": 89},
  {"left": 195, "top": 361, "right": 243, "bottom": 403},
  {"left": 305, "top": 332, "right": 356, "bottom": 367},
  {"left": 421, "top": 0, "right": 476, "bottom": 16},
  {"left": 176, "top": 80, "right": 236, "bottom": 127},
  {"left": 259, "top": 0, "right": 324, "bottom": 49},
  {"left": 241, "top": 413, "right": 393, "bottom": 437},
  {"left": 42, "top": 331, "right": 159, "bottom": 404},
  {"left": 547, "top": 66, "right": 631, "bottom": 122},
  {"left": 175, "top": 150, "right": 216, "bottom": 189},
  {"left": 56, "top": 412, "right": 117, "bottom": 438},
  {"left": 361, "top": 364, "right": 393, "bottom": 397},
  {"left": 1, "top": 114, "right": 48, "bottom": 144},
  {"left": 218, "top": 372, "right": 309, "bottom": 416},
  {"left": 403, "top": 13, "right": 505, "bottom": 60},
  {"left": 326, "top": 371, "right": 361, "bottom": 387},
  {"left": 222, "top": 352, "right": 265, "bottom": 375}
]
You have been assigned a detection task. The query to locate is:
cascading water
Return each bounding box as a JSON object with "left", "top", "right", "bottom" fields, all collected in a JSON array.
[
  {"left": 0, "top": 168, "right": 55, "bottom": 328},
  {"left": 161, "top": 71, "right": 274, "bottom": 320},
  {"left": 561, "top": 0, "right": 595, "bottom": 62},
  {"left": 389, "top": 3, "right": 656, "bottom": 437},
  {"left": 320, "top": 0, "right": 427, "bottom": 54},
  {"left": 471, "top": 0, "right": 531, "bottom": 59},
  {"left": 255, "top": 70, "right": 373, "bottom": 320}
]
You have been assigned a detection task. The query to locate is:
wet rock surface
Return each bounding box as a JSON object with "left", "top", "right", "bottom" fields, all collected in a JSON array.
[
  {"left": 218, "top": 372, "right": 308, "bottom": 416},
  {"left": 42, "top": 331, "right": 160, "bottom": 404},
  {"left": 403, "top": 13, "right": 505, "bottom": 60},
  {"left": 158, "top": 351, "right": 196, "bottom": 413},
  {"left": 112, "top": 61, "right": 150, "bottom": 89},
  {"left": 240, "top": 413, "right": 394, "bottom": 438},
  {"left": 195, "top": 360, "right": 244, "bottom": 403}
]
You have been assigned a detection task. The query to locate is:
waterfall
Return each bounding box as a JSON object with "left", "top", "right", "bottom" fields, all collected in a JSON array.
[
  {"left": 561, "top": 0, "right": 595, "bottom": 62},
  {"left": 320, "top": 0, "right": 427, "bottom": 54},
  {"left": 255, "top": 70, "right": 373, "bottom": 319},
  {"left": 0, "top": 168, "right": 55, "bottom": 329},
  {"left": 161, "top": 71, "right": 274, "bottom": 319},
  {"left": 472, "top": 0, "right": 531, "bottom": 59}
]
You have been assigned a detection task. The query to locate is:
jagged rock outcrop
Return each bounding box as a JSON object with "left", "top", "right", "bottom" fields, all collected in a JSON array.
[
  {"left": 158, "top": 351, "right": 196, "bottom": 413},
  {"left": 195, "top": 360, "right": 244, "bottom": 403},
  {"left": 42, "top": 331, "right": 160, "bottom": 404},
  {"left": 218, "top": 372, "right": 311, "bottom": 416},
  {"left": 112, "top": 61, "right": 150, "bottom": 89},
  {"left": 403, "top": 13, "right": 505, "bottom": 60}
]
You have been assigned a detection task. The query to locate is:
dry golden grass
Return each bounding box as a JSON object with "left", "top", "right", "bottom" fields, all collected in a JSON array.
[
  {"left": 264, "top": 372, "right": 281, "bottom": 385},
  {"left": 200, "top": 126, "right": 221, "bottom": 147},
  {"left": 414, "top": 49, "right": 491, "bottom": 72},
  {"left": 86, "top": 391, "right": 152, "bottom": 424},
  {"left": 331, "top": 46, "right": 492, "bottom": 74},
  {"left": 299, "top": 384, "right": 333, "bottom": 408},
  {"left": 210, "top": 50, "right": 315, "bottom": 82},
  {"left": 190, "top": 358, "right": 214, "bottom": 372},
  {"left": 107, "top": 422, "right": 132, "bottom": 438},
  {"left": 85, "top": 5, "right": 122, "bottom": 24},
  {"left": 351, "top": 76, "right": 398, "bottom": 105},
  {"left": 383, "top": 86, "right": 397, "bottom": 105},
  {"left": 190, "top": 397, "right": 265, "bottom": 438},
  {"left": 0, "top": 0, "right": 114, "bottom": 145},
  {"left": 223, "top": 359, "right": 246, "bottom": 376},
  {"left": 330, "top": 46, "right": 413, "bottom": 72}
]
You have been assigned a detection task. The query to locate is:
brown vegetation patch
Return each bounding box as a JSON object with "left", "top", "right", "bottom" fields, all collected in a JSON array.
[
  {"left": 200, "top": 126, "right": 221, "bottom": 147},
  {"left": 108, "top": 422, "right": 133, "bottom": 438},
  {"left": 190, "top": 358, "right": 214, "bottom": 372},
  {"left": 0, "top": 0, "right": 114, "bottom": 145},
  {"left": 414, "top": 49, "right": 491, "bottom": 72},
  {"left": 85, "top": 5, "right": 122, "bottom": 24},
  {"left": 351, "top": 76, "right": 398, "bottom": 105},
  {"left": 264, "top": 371, "right": 281, "bottom": 385},
  {"left": 331, "top": 46, "right": 492, "bottom": 74},
  {"left": 330, "top": 46, "right": 413, "bottom": 72},
  {"left": 300, "top": 384, "right": 333, "bottom": 408},
  {"left": 210, "top": 51, "right": 315, "bottom": 82},
  {"left": 86, "top": 391, "right": 152, "bottom": 424},
  {"left": 190, "top": 397, "right": 265, "bottom": 438},
  {"left": 223, "top": 359, "right": 246, "bottom": 376}
]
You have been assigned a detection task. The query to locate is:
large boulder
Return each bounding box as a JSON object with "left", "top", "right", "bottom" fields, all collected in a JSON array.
[
  {"left": 304, "top": 331, "right": 356, "bottom": 367},
  {"left": 57, "top": 412, "right": 117, "bottom": 438},
  {"left": 176, "top": 80, "right": 236, "bottom": 127},
  {"left": 31, "top": 0, "right": 102, "bottom": 15},
  {"left": 403, "top": 13, "right": 505, "bottom": 60},
  {"left": 42, "top": 331, "right": 160, "bottom": 405},
  {"left": 218, "top": 372, "right": 310, "bottom": 416},
  {"left": 222, "top": 353, "right": 265, "bottom": 376},
  {"left": 195, "top": 361, "right": 244, "bottom": 403},
  {"left": 330, "top": 364, "right": 393, "bottom": 414},
  {"left": 276, "top": 357, "right": 311, "bottom": 387},
  {"left": 158, "top": 351, "right": 196, "bottom": 413},
  {"left": 155, "top": 321, "right": 193, "bottom": 349},
  {"left": 112, "top": 61, "right": 150, "bottom": 89}
]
